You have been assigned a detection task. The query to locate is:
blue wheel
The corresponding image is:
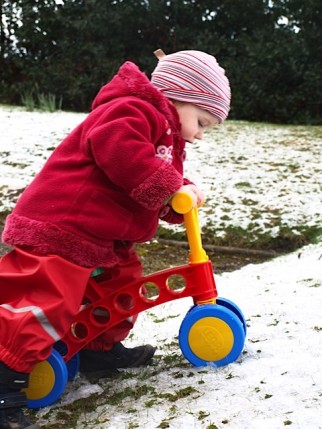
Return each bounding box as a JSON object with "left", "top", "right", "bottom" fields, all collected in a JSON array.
[
  {"left": 179, "top": 304, "right": 246, "bottom": 367},
  {"left": 25, "top": 349, "right": 68, "bottom": 409},
  {"left": 216, "top": 297, "right": 247, "bottom": 335}
]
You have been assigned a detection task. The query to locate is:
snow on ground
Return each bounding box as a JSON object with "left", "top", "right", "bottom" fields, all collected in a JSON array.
[
  {"left": 1, "top": 106, "right": 321, "bottom": 239},
  {"left": 1, "top": 106, "right": 322, "bottom": 428},
  {"left": 187, "top": 121, "right": 322, "bottom": 237},
  {"left": 38, "top": 243, "right": 322, "bottom": 429}
]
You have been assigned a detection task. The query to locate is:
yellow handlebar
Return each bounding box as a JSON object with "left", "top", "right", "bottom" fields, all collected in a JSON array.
[{"left": 171, "top": 193, "right": 208, "bottom": 264}]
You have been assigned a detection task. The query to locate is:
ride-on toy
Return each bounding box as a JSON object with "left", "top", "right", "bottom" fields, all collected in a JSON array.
[{"left": 24, "top": 193, "right": 247, "bottom": 409}]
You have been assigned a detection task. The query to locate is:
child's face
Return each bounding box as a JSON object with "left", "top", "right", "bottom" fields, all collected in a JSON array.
[{"left": 173, "top": 102, "right": 220, "bottom": 143}]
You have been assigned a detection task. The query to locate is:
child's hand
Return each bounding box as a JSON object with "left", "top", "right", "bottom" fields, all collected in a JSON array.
[{"left": 175, "top": 184, "right": 205, "bottom": 207}]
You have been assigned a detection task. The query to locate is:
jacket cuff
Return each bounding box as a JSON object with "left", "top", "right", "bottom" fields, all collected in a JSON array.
[{"left": 130, "top": 163, "right": 183, "bottom": 210}]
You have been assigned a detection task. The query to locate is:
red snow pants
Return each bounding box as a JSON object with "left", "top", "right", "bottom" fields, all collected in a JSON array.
[{"left": 0, "top": 246, "right": 142, "bottom": 373}]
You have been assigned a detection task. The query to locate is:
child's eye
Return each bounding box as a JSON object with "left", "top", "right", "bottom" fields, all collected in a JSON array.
[{"left": 198, "top": 121, "right": 205, "bottom": 129}]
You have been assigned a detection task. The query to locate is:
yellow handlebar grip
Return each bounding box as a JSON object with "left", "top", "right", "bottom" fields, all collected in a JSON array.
[{"left": 171, "top": 192, "right": 194, "bottom": 214}]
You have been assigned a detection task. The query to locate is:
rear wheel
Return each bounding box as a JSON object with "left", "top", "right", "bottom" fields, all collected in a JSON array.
[{"left": 24, "top": 349, "right": 68, "bottom": 409}]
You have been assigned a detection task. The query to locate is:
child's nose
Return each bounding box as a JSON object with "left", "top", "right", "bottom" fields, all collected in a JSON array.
[{"left": 195, "top": 130, "right": 204, "bottom": 140}]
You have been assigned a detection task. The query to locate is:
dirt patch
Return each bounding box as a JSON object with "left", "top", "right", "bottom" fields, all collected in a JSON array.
[{"left": 136, "top": 240, "right": 271, "bottom": 275}]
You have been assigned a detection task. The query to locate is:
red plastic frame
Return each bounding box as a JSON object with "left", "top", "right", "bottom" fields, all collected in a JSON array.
[{"left": 60, "top": 260, "right": 218, "bottom": 362}]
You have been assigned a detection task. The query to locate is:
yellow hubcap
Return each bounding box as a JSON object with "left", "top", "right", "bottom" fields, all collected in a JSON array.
[
  {"left": 188, "top": 317, "right": 234, "bottom": 361},
  {"left": 23, "top": 361, "right": 55, "bottom": 400}
]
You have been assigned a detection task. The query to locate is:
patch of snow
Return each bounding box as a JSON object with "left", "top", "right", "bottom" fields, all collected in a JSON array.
[{"left": 1, "top": 107, "right": 321, "bottom": 428}]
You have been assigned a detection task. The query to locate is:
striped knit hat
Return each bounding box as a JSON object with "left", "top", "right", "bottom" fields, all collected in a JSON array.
[{"left": 151, "top": 49, "right": 231, "bottom": 122}]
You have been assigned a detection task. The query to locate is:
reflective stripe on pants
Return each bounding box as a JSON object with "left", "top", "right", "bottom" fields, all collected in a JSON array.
[{"left": 0, "top": 247, "right": 92, "bottom": 372}]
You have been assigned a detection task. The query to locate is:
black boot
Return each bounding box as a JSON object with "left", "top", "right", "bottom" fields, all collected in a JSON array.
[
  {"left": 0, "top": 363, "right": 40, "bottom": 429},
  {"left": 79, "top": 342, "right": 156, "bottom": 378}
]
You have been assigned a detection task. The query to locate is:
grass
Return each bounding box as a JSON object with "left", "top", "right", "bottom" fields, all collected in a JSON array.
[{"left": 157, "top": 223, "right": 322, "bottom": 253}]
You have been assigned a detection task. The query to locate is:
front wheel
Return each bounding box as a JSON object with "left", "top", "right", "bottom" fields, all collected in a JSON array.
[
  {"left": 179, "top": 304, "right": 246, "bottom": 367},
  {"left": 216, "top": 297, "right": 247, "bottom": 335}
]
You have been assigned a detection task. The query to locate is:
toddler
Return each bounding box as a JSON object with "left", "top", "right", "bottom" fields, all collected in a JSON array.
[{"left": 0, "top": 48, "right": 230, "bottom": 428}]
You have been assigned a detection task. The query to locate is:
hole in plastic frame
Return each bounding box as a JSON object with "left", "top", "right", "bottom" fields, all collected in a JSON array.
[
  {"left": 114, "top": 292, "right": 136, "bottom": 313},
  {"left": 54, "top": 341, "right": 69, "bottom": 357},
  {"left": 90, "top": 306, "right": 111, "bottom": 325},
  {"left": 167, "top": 274, "right": 186, "bottom": 294},
  {"left": 140, "top": 282, "right": 160, "bottom": 302},
  {"left": 70, "top": 322, "right": 88, "bottom": 340}
]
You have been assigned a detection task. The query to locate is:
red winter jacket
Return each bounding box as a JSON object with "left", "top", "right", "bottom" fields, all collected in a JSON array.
[{"left": 2, "top": 62, "right": 188, "bottom": 268}]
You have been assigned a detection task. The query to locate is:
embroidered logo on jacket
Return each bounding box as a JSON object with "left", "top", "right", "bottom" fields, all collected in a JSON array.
[{"left": 155, "top": 145, "right": 173, "bottom": 163}]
